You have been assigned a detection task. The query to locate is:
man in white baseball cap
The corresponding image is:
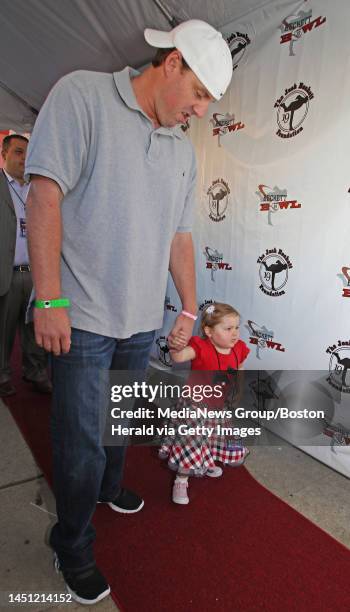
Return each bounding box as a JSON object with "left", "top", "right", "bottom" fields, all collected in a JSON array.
[
  {"left": 144, "top": 19, "right": 233, "bottom": 101},
  {"left": 25, "top": 18, "right": 232, "bottom": 605},
  {"left": 134, "top": 19, "right": 233, "bottom": 128}
]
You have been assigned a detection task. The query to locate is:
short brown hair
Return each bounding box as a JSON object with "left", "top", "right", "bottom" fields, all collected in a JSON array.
[
  {"left": 200, "top": 302, "right": 240, "bottom": 338},
  {"left": 152, "top": 48, "right": 190, "bottom": 70},
  {"left": 2, "top": 134, "right": 28, "bottom": 153}
]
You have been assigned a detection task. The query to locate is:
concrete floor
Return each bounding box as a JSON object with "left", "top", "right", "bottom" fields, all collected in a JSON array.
[{"left": 1, "top": 397, "right": 350, "bottom": 611}]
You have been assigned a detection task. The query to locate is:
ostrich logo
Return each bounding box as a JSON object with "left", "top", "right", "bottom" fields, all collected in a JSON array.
[
  {"left": 337, "top": 266, "right": 350, "bottom": 298},
  {"left": 327, "top": 345, "right": 350, "bottom": 392},
  {"left": 210, "top": 112, "right": 236, "bottom": 133},
  {"left": 209, "top": 112, "right": 244, "bottom": 146},
  {"left": 324, "top": 423, "right": 350, "bottom": 452},
  {"left": 279, "top": 9, "right": 312, "bottom": 56},
  {"left": 256, "top": 184, "right": 301, "bottom": 225},
  {"left": 156, "top": 336, "right": 172, "bottom": 368},
  {"left": 199, "top": 299, "right": 215, "bottom": 312},
  {"left": 225, "top": 32, "right": 251, "bottom": 71},
  {"left": 257, "top": 248, "right": 293, "bottom": 297},
  {"left": 164, "top": 296, "right": 177, "bottom": 312},
  {"left": 245, "top": 320, "right": 285, "bottom": 359},
  {"left": 249, "top": 376, "right": 279, "bottom": 412},
  {"left": 209, "top": 113, "right": 245, "bottom": 147},
  {"left": 279, "top": 10, "right": 326, "bottom": 57},
  {"left": 207, "top": 179, "right": 230, "bottom": 222},
  {"left": 180, "top": 117, "right": 190, "bottom": 132},
  {"left": 274, "top": 82, "right": 314, "bottom": 139},
  {"left": 203, "top": 246, "right": 232, "bottom": 282}
]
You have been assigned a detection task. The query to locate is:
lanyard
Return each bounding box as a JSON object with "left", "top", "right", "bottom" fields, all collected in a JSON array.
[
  {"left": 211, "top": 343, "right": 239, "bottom": 406},
  {"left": 3, "top": 170, "right": 28, "bottom": 211},
  {"left": 212, "top": 342, "right": 238, "bottom": 371}
]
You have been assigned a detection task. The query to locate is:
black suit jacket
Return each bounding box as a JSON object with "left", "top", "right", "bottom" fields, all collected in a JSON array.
[{"left": 0, "top": 171, "right": 17, "bottom": 296}]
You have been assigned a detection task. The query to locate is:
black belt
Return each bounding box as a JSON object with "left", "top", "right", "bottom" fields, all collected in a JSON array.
[{"left": 13, "top": 264, "right": 30, "bottom": 272}]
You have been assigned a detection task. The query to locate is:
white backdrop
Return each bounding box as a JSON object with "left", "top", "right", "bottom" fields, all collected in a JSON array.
[{"left": 152, "top": 0, "right": 350, "bottom": 475}]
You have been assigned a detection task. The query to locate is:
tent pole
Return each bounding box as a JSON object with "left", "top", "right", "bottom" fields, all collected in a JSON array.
[
  {"left": 0, "top": 80, "right": 38, "bottom": 116},
  {"left": 151, "top": 0, "right": 180, "bottom": 27}
]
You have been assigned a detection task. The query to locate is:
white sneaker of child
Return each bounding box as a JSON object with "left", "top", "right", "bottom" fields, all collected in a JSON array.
[
  {"left": 206, "top": 466, "right": 223, "bottom": 478},
  {"left": 172, "top": 477, "right": 189, "bottom": 504}
]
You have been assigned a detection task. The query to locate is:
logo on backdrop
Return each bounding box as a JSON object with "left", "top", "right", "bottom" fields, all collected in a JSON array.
[
  {"left": 324, "top": 422, "right": 350, "bottom": 450},
  {"left": 249, "top": 375, "right": 280, "bottom": 410},
  {"left": 180, "top": 118, "right": 190, "bottom": 132},
  {"left": 337, "top": 267, "right": 350, "bottom": 298},
  {"left": 164, "top": 296, "right": 177, "bottom": 312},
  {"left": 156, "top": 336, "right": 171, "bottom": 368},
  {"left": 225, "top": 32, "right": 251, "bottom": 71},
  {"left": 210, "top": 113, "right": 245, "bottom": 146},
  {"left": 203, "top": 246, "right": 232, "bottom": 282},
  {"left": 256, "top": 184, "right": 302, "bottom": 225},
  {"left": 207, "top": 179, "right": 230, "bottom": 222},
  {"left": 257, "top": 248, "right": 293, "bottom": 297},
  {"left": 279, "top": 9, "right": 326, "bottom": 57},
  {"left": 199, "top": 299, "right": 215, "bottom": 312},
  {"left": 326, "top": 341, "right": 350, "bottom": 393},
  {"left": 274, "top": 82, "right": 314, "bottom": 138},
  {"left": 246, "top": 320, "right": 286, "bottom": 359}
]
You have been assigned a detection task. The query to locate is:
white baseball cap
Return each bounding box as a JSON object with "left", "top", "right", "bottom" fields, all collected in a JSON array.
[{"left": 144, "top": 19, "right": 233, "bottom": 100}]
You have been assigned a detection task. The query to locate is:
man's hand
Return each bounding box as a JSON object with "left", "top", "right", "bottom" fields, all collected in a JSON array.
[
  {"left": 33, "top": 308, "right": 71, "bottom": 355},
  {"left": 168, "top": 313, "right": 195, "bottom": 350}
]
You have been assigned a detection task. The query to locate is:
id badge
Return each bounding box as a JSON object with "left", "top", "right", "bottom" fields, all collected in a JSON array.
[{"left": 20, "top": 218, "right": 27, "bottom": 238}]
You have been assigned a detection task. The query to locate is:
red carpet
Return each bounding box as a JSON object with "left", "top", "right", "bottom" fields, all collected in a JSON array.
[{"left": 5, "top": 351, "right": 350, "bottom": 611}]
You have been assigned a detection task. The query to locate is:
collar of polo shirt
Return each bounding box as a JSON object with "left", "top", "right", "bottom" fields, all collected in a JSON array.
[{"left": 113, "top": 67, "right": 185, "bottom": 139}]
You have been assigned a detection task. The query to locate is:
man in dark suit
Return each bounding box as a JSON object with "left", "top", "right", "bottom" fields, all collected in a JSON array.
[{"left": 0, "top": 134, "right": 51, "bottom": 396}]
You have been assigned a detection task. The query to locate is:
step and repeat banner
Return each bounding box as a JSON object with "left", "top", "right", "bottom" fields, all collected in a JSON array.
[{"left": 152, "top": 0, "right": 350, "bottom": 475}]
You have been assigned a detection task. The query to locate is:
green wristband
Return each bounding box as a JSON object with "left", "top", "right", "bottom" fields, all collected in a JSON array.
[{"left": 34, "top": 298, "right": 70, "bottom": 309}]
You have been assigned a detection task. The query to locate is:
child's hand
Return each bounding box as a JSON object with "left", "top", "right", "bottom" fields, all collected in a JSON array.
[
  {"left": 168, "top": 330, "right": 187, "bottom": 350},
  {"left": 168, "top": 313, "right": 195, "bottom": 350},
  {"left": 175, "top": 330, "right": 187, "bottom": 347}
]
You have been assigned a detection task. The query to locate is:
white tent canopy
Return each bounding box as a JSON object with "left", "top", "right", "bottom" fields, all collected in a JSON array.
[{"left": 0, "top": 0, "right": 279, "bottom": 130}]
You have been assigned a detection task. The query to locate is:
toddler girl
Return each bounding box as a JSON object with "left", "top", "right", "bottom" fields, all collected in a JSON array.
[{"left": 160, "top": 302, "right": 250, "bottom": 504}]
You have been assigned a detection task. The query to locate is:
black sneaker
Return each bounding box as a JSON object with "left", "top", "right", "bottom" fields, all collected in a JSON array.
[
  {"left": 102, "top": 488, "right": 144, "bottom": 514},
  {"left": 54, "top": 554, "right": 110, "bottom": 605}
]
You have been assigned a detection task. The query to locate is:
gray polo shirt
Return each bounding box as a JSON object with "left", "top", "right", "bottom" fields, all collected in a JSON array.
[{"left": 25, "top": 68, "right": 196, "bottom": 338}]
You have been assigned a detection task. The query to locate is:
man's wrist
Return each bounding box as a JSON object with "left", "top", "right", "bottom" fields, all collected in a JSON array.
[
  {"left": 181, "top": 310, "right": 197, "bottom": 321},
  {"left": 34, "top": 298, "right": 70, "bottom": 309},
  {"left": 181, "top": 303, "right": 197, "bottom": 315},
  {"left": 35, "top": 290, "right": 62, "bottom": 301}
]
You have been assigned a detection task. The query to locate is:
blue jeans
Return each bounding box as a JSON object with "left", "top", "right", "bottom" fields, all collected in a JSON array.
[{"left": 49, "top": 327, "right": 155, "bottom": 571}]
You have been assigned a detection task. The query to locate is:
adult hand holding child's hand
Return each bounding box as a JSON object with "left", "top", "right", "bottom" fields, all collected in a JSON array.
[{"left": 167, "top": 312, "right": 194, "bottom": 350}]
